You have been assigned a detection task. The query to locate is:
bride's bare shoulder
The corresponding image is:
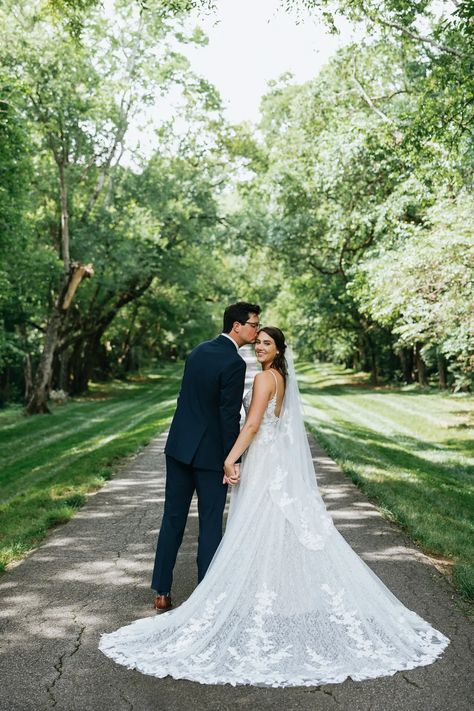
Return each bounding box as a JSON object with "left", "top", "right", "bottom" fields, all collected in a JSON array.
[
  {"left": 252, "top": 370, "right": 274, "bottom": 391},
  {"left": 253, "top": 370, "right": 273, "bottom": 383},
  {"left": 253, "top": 369, "right": 284, "bottom": 394}
]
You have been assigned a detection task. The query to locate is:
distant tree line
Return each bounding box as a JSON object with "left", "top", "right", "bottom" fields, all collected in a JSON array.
[
  {"left": 0, "top": 0, "right": 252, "bottom": 411},
  {"left": 230, "top": 0, "right": 474, "bottom": 388},
  {"left": 0, "top": 0, "right": 472, "bottom": 413}
]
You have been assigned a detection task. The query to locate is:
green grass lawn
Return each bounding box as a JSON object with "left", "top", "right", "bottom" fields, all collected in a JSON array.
[
  {"left": 0, "top": 365, "right": 181, "bottom": 572},
  {"left": 298, "top": 362, "right": 474, "bottom": 603},
  {"left": 2, "top": 359, "right": 473, "bottom": 608}
]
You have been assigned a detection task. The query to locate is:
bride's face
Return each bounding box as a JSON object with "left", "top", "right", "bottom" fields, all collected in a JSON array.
[{"left": 255, "top": 331, "right": 277, "bottom": 368}]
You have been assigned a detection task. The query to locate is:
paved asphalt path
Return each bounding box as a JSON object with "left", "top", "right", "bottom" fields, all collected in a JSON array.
[{"left": 1, "top": 359, "right": 473, "bottom": 710}]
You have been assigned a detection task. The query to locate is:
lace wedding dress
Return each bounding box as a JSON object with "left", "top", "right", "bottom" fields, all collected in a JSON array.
[{"left": 99, "top": 353, "right": 449, "bottom": 687}]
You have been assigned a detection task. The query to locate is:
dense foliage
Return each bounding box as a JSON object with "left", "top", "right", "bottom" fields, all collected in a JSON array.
[
  {"left": 0, "top": 0, "right": 473, "bottom": 409},
  {"left": 231, "top": 0, "right": 474, "bottom": 388},
  {"left": 0, "top": 0, "right": 254, "bottom": 408}
]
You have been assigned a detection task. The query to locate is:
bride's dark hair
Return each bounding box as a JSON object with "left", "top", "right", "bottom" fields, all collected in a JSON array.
[{"left": 258, "top": 326, "right": 288, "bottom": 381}]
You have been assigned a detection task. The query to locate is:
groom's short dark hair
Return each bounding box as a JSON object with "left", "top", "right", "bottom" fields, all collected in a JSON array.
[{"left": 223, "top": 302, "right": 261, "bottom": 333}]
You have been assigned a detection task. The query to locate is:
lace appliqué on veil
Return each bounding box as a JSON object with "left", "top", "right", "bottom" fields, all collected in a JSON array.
[{"left": 98, "top": 358, "right": 450, "bottom": 687}]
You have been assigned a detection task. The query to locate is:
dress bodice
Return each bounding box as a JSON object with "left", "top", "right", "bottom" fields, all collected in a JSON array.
[{"left": 243, "top": 371, "right": 280, "bottom": 432}]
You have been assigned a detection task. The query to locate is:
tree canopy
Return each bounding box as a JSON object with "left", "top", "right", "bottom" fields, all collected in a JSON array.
[{"left": 0, "top": 0, "right": 473, "bottom": 408}]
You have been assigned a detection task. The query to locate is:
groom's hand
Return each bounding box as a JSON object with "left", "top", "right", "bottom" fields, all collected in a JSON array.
[{"left": 223, "top": 461, "right": 240, "bottom": 486}]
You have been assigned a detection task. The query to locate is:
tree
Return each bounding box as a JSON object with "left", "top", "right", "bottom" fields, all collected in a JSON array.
[
  {"left": 350, "top": 192, "right": 474, "bottom": 388},
  {"left": 44, "top": 0, "right": 214, "bottom": 38},
  {"left": 0, "top": 0, "right": 213, "bottom": 411},
  {"left": 232, "top": 24, "right": 472, "bottom": 386}
]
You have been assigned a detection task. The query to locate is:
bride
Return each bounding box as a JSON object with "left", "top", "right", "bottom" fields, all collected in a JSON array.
[{"left": 99, "top": 326, "right": 449, "bottom": 687}]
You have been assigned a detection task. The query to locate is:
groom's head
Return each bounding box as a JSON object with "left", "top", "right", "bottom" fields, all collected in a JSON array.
[{"left": 223, "top": 301, "right": 261, "bottom": 346}]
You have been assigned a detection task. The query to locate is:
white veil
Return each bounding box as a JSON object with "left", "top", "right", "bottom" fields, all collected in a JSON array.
[
  {"left": 98, "top": 345, "right": 450, "bottom": 687},
  {"left": 268, "top": 348, "right": 335, "bottom": 550}
]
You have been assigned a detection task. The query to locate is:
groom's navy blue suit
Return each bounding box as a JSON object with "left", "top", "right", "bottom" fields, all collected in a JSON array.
[{"left": 151, "top": 335, "right": 246, "bottom": 593}]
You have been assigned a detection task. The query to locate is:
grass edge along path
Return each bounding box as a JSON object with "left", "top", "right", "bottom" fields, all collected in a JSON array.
[
  {"left": 298, "top": 362, "right": 474, "bottom": 608},
  {"left": 0, "top": 365, "right": 181, "bottom": 573}
]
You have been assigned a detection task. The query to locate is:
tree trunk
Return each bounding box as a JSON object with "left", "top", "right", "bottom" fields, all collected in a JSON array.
[
  {"left": 23, "top": 352, "right": 33, "bottom": 403},
  {"left": 120, "top": 301, "right": 140, "bottom": 373},
  {"left": 399, "top": 346, "right": 414, "bottom": 384},
  {"left": 25, "top": 263, "right": 94, "bottom": 414},
  {"left": 369, "top": 345, "right": 379, "bottom": 386},
  {"left": 0, "top": 367, "right": 10, "bottom": 406},
  {"left": 20, "top": 323, "right": 33, "bottom": 403},
  {"left": 414, "top": 342, "right": 429, "bottom": 386},
  {"left": 352, "top": 338, "right": 363, "bottom": 371},
  {"left": 67, "top": 340, "right": 84, "bottom": 396},
  {"left": 59, "top": 161, "right": 70, "bottom": 272},
  {"left": 58, "top": 349, "right": 71, "bottom": 392},
  {"left": 360, "top": 326, "right": 378, "bottom": 385},
  {"left": 68, "top": 331, "right": 105, "bottom": 395},
  {"left": 70, "top": 346, "right": 91, "bottom": 395},
  {"left": 54, "top": 276, "right": 154, "bottom": 395},
  {"left": 24, "top": 309, "right": 62, "bottom": 414},
  {"left": 437, "top": 351, "right": 448, "bottom": 389}
]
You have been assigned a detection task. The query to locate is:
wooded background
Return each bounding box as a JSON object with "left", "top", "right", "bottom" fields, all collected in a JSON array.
[{"left": 1, "top": 0, "right": 473, "bottom": 412}]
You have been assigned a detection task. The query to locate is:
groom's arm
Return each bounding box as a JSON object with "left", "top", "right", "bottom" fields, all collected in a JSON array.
[{"left": 219, "top": 359, "right": 246, "bottom": 463}]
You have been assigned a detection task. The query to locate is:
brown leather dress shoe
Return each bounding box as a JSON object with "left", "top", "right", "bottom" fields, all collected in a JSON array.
[{"left": 154, "top": 594, "right": 172, "bottom": 612}]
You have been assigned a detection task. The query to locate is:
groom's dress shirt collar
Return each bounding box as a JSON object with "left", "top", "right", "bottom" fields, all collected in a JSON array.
[{"left": 220, "top": 333, "right": 239, "bottom": 350}]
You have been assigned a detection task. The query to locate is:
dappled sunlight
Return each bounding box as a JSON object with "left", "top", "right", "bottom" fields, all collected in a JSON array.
[
  {"left": 302, "top": 403, "right": 333, "bottom": 422},
  {"left": 0, "top": 0, "right": 472, "bottom": 696},
  {"left": 58, "top": 558, "right": 149, "bottom": 584},
  {"left": 331, "top": 507, "right": 381, "bottom": 521},
  {"left": 71, "top": 510, "right": 118, "bottom": 519},
  {"left": 1, "top": 414, "right": 468, "bottom": 710},
  {"left": 42, "top": 535, "right": 99, "bottom": 548},
  {"left": 298, "top": 366, "right": 473, "bottom": 605},
  {"left": 311, "top": 444, "right": 446, "bottom": 580},
  {"left": 0, "top": 364, "right": 469, "bottom": 696},
  {"left": 363, "top": 546, "right": 432, "bottom": 564},
  {"left": 308, "top": 418, "right": 472, "bottom": 489},
  {"left": 0, "top": 579, "right": 18, "bottom": 590}
]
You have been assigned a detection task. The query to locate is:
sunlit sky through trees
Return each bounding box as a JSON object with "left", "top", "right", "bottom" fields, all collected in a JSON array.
[
  {"left": 103, "top": 0, "right": 358, "bottom": 162},
  {"left": 179, "top": 0, "right": 357, "bottom": 123}
]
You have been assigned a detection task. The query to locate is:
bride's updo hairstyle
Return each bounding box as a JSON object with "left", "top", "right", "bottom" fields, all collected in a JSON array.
[{"left": 258, "top": 326, "right": 288, "bottom": 381}]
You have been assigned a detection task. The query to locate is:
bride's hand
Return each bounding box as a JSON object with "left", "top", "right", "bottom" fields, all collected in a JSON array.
[{"left": 223, "top": 460, "right": 240, "bottom": 485}]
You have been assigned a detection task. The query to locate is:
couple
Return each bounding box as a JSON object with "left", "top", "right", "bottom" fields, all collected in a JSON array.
[{"left": 99, "top": 301, "right": 449, "bottom": 687}]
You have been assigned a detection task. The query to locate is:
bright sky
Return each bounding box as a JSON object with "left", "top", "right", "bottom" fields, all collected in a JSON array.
[
  {"left": 116, "top": 0, "right": 358, "bottom": 162},
  {"left": 182, "top": 0, "right": 357, "bottom": 123}
]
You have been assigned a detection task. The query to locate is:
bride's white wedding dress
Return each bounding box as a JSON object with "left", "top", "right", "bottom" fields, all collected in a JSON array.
[{"left": 99, "top": 353, "right": 449, "bottom": 687}]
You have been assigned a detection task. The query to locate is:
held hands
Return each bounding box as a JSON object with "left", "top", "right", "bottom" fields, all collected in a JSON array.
[{"left": 223, "top": 461, "right": 240, "bottom": 486}]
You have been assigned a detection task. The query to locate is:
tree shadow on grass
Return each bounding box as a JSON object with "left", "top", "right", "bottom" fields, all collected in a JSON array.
[
  {"left": 305, "top": 419, "right": 473, "bottom": 563},
  {"left": 1, "top": 433, "right": 472, "bottom": 709}
]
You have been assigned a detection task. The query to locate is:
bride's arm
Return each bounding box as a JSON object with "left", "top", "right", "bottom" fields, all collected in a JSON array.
[{"left": 223, "top": 372, "right": 273, "bottom": 479}]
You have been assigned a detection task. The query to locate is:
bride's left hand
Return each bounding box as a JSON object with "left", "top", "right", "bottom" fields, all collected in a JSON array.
[{"left": 223, "top": 460, "right": 240, "bottom": 486}]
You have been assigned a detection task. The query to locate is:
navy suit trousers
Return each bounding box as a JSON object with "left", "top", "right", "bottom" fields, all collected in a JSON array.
[{"left": 151, "top": 455, "right": 228, "bottom": 594}]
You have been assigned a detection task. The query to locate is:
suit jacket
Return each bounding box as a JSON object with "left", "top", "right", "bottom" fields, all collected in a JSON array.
[{"left": 164, "top": 335, "right": 246, "bottom": 470}]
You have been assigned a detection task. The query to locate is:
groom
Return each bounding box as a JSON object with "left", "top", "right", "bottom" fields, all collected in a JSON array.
[{"left": 151, "top": 301, "right": 261, "bottom": 611}]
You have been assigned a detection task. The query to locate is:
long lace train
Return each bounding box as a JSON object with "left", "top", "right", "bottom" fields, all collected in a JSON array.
[{"left": 98, "top": 355, "right": 449, "bottom": 686}]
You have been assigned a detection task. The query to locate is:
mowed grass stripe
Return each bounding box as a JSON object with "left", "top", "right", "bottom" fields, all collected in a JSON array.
[
  {"left": 1, "top": 393, "right": 177, "bottom": 502},
  {"left": 0, "top": 367, "right": 182, "bottom": 571},
  {"left": 298, "top": 362, "right": 474, "bottom": 605},
  {"left": 351, "top": 392, "right": 474, "bottom": 459},
  {"left": 315, "top": 391, "right": 445, "bottom": 443},
  {"left": 360, "top": 392, "right": 463, "bottom": 428},
  {"left": 0, "top": 375, "right": 179, "bottom": 496},
  {"left": 0, "top": 382, "right": 169, "bottom": 463},
  {"left": 318, "top": 397, "right": 471, "bottom": 486}
]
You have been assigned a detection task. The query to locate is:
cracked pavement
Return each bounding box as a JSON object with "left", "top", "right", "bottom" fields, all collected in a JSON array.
[{"left": 1, "top": 410, "right": 473, "bottom": 709}]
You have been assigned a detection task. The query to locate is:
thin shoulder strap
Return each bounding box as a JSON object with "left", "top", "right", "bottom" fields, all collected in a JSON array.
[{"left": 269, "top": 368, "right": 278, "bottom": 398}]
